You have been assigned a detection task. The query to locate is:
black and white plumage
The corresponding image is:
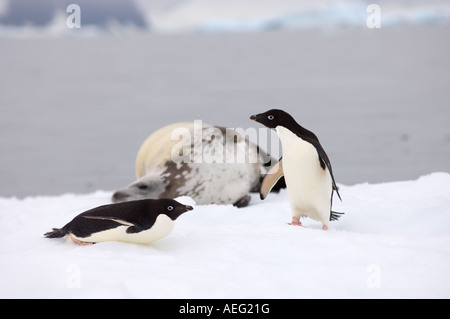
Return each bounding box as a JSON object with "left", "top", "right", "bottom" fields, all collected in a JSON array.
[
  {"left": 250, "top": 109, "right": 343, "bottom": 230},
  {"left": 44, "top": 198, "right": 193, "bottom": 245}
]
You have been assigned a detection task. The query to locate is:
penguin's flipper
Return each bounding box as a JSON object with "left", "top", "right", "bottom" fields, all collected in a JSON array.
[
  {"left": 314, "top": 144, "right": 342, "bottom": 201},
  {"left": 260, "top": 159, "right": 284, "bottom": 200},
  {"left": 82, "top": 215, "right": 134, "bottom": 226},
  {"left": 82, "top": 216, "right": 147, "bottom": 234}
]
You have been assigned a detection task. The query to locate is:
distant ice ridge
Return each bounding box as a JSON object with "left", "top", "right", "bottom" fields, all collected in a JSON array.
[
  {"left": 0, "top": 0, "right": 449, "bottom": 37},
  {"left": 195, "top": 3, "right": 450, "bottom": 33}
]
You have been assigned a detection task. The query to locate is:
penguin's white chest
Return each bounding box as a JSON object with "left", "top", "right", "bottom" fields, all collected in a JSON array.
[
  {"left": 276, "top": 126, "right": 332, "bottom": 222},
  {"left": 70, "top": 214, "right": 175, "bottom": 245}
]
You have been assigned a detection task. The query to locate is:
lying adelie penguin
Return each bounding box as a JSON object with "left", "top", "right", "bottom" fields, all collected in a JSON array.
[
  {"left": 44, "top": 198, "right": 193, "bottom": 245},
  {"left": 250, "top": 109, "right": 344, "bottom": 230}
]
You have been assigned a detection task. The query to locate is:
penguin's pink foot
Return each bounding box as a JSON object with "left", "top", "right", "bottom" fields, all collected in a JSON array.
[
  {"left": 322, "top": 225, "right": 328, "bottom": 231},
  {"left": 69, "top": 235, "right": 95, "bottom": 245},
  {"left": 73, "top": 239, "right": 95, "bottom": 245},
  {"left": 74, "top": 239, "right": 95, "bottom": 245},
  {"left": 289, "top": 217, "right": 302, "bottom": 226}
]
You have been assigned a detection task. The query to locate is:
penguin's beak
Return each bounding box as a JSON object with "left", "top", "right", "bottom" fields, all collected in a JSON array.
[
  {"left": 185, "top": 205, "right": 193, "bottom": 211},
  {"left": 250, "top": 114, "right": 257, "bottom": 121}
]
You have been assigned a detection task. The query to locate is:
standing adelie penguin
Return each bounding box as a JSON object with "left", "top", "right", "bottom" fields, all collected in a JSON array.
[
  {"left": 250, "top": 109, "right": 343, "bottom": 230},
  {"left": 44, "top": 198, "right": 193, "bottom": 244}
]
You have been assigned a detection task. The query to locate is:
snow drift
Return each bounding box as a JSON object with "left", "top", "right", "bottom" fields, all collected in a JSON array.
[{"left": 0, "top": 172, "right": 449, "bottom": 298}]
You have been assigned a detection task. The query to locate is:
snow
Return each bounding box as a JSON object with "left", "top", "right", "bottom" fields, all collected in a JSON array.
[{"left": 1, "top": 172, "right": 449, "bottom": 298}]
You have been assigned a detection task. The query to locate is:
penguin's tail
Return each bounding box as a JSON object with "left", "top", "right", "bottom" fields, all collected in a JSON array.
[
  {"left": 44, "top": 228, "right": 66, "bottom": 238},
  {"left": 330, "top": 211, "right": 345, "bottom": 222}
]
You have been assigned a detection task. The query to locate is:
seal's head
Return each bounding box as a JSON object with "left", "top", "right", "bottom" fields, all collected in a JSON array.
[{"left": 112, "top": 174, "right": 167, "bottom": 203}]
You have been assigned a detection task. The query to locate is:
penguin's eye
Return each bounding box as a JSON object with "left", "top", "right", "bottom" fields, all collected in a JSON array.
[
  {"left": 267, "top": 115, "right": 274, "bottom": 120},
  {"left": 167, "top": 206, "right": 174, "bottom": 211}
]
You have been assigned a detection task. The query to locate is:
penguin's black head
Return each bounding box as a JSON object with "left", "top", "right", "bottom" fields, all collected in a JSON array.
[
  {"left": 158, "top": 198, "right": 193, "bottom": 220},
  {"left": 250, "top": 109, "right": 296, "bottom": 129}
]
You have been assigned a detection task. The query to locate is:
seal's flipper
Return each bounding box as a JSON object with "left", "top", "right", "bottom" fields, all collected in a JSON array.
[
  {"left": 233, "top": 195, "right": 251, "bottom": 208},
  {"left": 260, "top": 159, "right": 284, "bottom": 200}
]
